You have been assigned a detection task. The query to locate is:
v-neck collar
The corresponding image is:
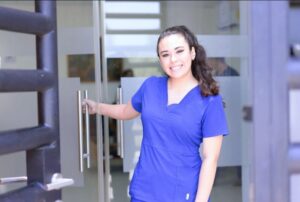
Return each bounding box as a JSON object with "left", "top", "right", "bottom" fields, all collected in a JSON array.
[{"left": 164, "top": 76, "right": 199, "bottom": 109}]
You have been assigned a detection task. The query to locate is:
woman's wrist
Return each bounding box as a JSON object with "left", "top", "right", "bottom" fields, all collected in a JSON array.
[
  {"left": 195, "top": 196, "right": 209, "bottom": 202},
  {"left": 97, "top": 103, "right": 102, "bottom": 115}
]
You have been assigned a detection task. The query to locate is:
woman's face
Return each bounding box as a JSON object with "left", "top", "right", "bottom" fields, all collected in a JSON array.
[{"left": 158, "top": 34, "right": 195, "bottom": 80}]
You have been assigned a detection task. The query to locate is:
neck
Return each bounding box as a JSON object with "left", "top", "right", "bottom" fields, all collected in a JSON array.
[{"left": 168, "top": 74, "right": 198, "bottom": 91}]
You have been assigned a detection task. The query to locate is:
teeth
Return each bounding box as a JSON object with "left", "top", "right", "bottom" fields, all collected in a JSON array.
[{"left": 170, "top": 65, "right": 181, "bottom": 71}]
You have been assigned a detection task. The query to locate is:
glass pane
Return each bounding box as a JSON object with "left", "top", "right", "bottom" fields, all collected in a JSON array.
[
  {"left": 0, "top": 1, "right": 34, "bottom": 11},
  {"left": 0, "top": 1, "right": 36, "bottom": 194},
  {"left": 56, "top": 1, "right": 99, "bottom": 201},
  {"left": 0, "top": 92, "right": 37, "bottom": 194},
  {"left": 104, "top": 1, "right": 249, "bottom": 202},
  {"left": 0, "top": 0, "right": 36, "bottom": 70},
  {"left": 0, "top": 92, "right": 38, "bottom": 130},
  {"left": 208, "top": 57, "right": 240, "bottom": 76},
  {"left": 161, "top": 1, "right": 240, "bottom": 35}
]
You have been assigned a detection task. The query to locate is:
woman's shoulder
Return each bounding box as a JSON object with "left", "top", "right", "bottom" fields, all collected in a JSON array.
[
  {"left": 207, "top": 94, "right": 222, "bottom": 102},
  {"left": 143, "top": 75, "right": 167, "bottom": 86},
  {"left": 198, "top": 91, "right": 222, "bottom": 105},
  {"left": 202, "top": 93, "right": 224, "bottom": 109}
]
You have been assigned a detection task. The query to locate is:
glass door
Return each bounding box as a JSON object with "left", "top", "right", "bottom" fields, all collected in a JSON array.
[
  {"left": 56, "top": 1, "right": 104, "bottom": 202},
  {"left": 0, "top": 1, "right": 37, "bottom": 195},
  {"left": 0, "top": 1, "right": 104, "bottom": 202},
  {"left": 100, "top": 1, "right": 251, "bottom": 202}
]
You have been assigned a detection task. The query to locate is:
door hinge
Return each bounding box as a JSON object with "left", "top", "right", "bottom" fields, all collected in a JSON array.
[{"left": 243, "top": 105, "right": 253, "bottom": 122}]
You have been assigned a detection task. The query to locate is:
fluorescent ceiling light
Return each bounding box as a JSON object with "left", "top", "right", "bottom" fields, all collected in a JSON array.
[
  {"left": 106, "top": 19, "right": 160, "bottom": 30},
  {"left": 106, "top": 2, "right": 160, "bottom": 14}
]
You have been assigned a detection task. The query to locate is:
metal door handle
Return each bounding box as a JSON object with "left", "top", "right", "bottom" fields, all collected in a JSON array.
[
  {"left": 291, "top": 43, "right": 300, "bottom": 58},
  {"left": 77, "top": 89, "right": 92, "bottom": 172},
  {"left": 77, "top": 90, "right": 84, "bottom": 173},
  {"left": 0, "top": 176, "right": 27, "bottom": 184},
  {"left": 0, "top": 174, "right": 73, "bottom": 191},
  {"left": 44, "top": 173, "right": 74, "bottom": 191},
  {"left": 117, "top": 87, "right": 124, "bottom": 158},
  {"left": 83, "top": 90, "right": 91, "bottom": 168}
]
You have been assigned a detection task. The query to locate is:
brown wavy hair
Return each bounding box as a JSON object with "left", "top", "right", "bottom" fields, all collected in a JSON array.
[{"left": 156, "top": 25, "right": 219, "bottom": 96}]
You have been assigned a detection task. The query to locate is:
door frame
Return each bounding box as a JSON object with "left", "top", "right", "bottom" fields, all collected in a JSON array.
[
  {"left": 250, "top": 1, "right": 289, "bottom": 202},
  {"left": 97, "top": 1, "right": 293, "bottom": 202},
  {"left": 92, "top": 1, "right": 105, "bottom": 202}
]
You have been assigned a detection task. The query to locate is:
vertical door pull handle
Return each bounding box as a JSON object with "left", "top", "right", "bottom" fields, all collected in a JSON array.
[
  {"left": 117, "top": 87, "right": 124, "bottom": 158},
  {"left": 77, "top": 90, "right": 84, "bottom": 172},
  {"left": 83, "top": 90, "right": 91, "bottom": 168}
]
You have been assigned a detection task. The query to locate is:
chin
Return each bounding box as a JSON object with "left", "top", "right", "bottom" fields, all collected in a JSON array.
[{"left": 168, "top": 74, "right": 185, "bottom": 79}]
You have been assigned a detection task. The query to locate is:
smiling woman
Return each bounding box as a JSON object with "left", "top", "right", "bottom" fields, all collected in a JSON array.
[
  {"left": 158, "top": 34, "right": 195, "bottom": 80},
  {"left": 157, "top": 33, "right": 198, "bottom": 105},
  {"left": 82, "top": 25, "right": 228, "bottom": 202},
  {"left": 157, "top": 26, "right": 219, "bottom": 97}
]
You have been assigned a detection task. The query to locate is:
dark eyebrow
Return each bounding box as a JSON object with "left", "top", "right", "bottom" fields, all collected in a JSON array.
[
  {"left": 159, "top": 46, "right": 185, "bottom": 55},
  {"left": 159, "top": 50, "right": 168, "bottom": 55},
  {"left": 175, "top": 46, "right": 184, "bottom": 50}
]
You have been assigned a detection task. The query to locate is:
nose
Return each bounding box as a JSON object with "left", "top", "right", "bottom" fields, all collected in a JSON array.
[{"left": 170, "top": 53, "right": 178, "bottom": 62}]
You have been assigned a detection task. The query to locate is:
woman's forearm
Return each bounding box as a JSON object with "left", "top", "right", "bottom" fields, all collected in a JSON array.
[
  {"left": 98, "top": 103, "right": 139, "bottom": 120},
  {"left": 83, "top": 98, "right": 139, "bottom": 120},
  {"left": 195, "top": 158, "right": 218, "bottom": 202}
]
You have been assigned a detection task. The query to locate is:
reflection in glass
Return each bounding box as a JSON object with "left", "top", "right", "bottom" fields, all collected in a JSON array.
[
  {"left": 107, "top": 57, "right": 163, "bottom": 80},
  {"left": 67, "top": 54, "right": 95, "bottom": 82},
  {"left": 207, "top": 57, "right": 240, "bottom": 76}
]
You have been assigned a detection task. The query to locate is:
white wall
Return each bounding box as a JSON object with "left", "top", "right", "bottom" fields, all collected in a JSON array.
[{"left": 162, "top": 1, "right": 239, "bottom": 35}]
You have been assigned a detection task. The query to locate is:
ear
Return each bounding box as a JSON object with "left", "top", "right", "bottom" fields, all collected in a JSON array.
[
  {"left": 158, "top": 56, "right": 163, "bottom": 66},
  {"left": 158, "top": 55, "right": 161, "bottom": 62},
  {"left": 191, "top": 47, "right": 196, "bottom": 60}
]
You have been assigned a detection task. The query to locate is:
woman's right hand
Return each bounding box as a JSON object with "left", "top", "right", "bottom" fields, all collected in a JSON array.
[
  {"left": 82, "top": 99, "right": 99, "bottom": 115},
  {"left": 82, "top": 100, "right": 139, "bottom": 120}
]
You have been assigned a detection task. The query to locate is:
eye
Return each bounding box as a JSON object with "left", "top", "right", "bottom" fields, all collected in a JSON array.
[
  {"left": 176, "top": 49, "right": 184, "bottom": 54},
  {"left": 161, "top": 53, "right": 169, "bottom": 58}
]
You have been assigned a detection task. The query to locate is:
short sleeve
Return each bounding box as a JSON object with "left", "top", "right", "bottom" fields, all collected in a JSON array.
[
  {"left": 202, "top": 95, "right": 229, "bottom": 138},
  {"left": 131, "top": 77, "right": 151, "bottom": 113}
]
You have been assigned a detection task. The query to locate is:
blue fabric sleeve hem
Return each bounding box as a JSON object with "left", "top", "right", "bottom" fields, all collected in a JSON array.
[
  {"left": 202, "top": 95, "right": 229, "bottom": 138},
  {"left": 131, "top": 98, "right": 142, "bottom": 113},
  {"left": 131, "top": 76, "right": 156, "bottom": 113},
  {"left": 203, "top": 131, "right": 229, "bottom": 138}
]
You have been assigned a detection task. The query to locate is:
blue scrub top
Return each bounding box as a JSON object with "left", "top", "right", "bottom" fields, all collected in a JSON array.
[{"left": 129, "top": 76, "right": 228, "bottom": 202}]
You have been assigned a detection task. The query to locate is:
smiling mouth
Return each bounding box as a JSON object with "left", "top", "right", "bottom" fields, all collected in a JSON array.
[{"left": 170, "top": 65, "right": 182, "bottom": 71}]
